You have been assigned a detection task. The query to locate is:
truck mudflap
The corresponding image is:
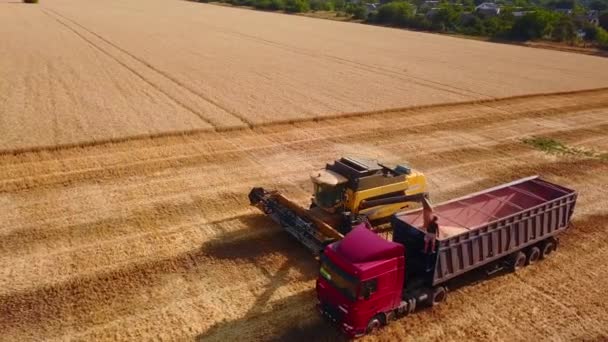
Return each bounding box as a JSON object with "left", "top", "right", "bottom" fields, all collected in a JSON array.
[{"left": 248, "top": 187, "right": 341, "bottom": 255}]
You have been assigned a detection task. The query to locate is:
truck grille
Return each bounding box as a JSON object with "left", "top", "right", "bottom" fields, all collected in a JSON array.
[{"left": 321, "top": 303, "right": 344, "bottom": 322}]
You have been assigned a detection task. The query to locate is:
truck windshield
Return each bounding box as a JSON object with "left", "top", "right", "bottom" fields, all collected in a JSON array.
[
  {"left": 319, "top": 255, "right": 358, "bottom": 301},
  {"left": 314, "top": 183, "right": 343, "bottom": 208}
]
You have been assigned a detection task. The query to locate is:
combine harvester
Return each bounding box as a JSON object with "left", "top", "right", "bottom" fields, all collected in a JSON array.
[
  {"left": 249, "top": 157, "right": 431, "bottom": 255},
  {"left": 249, "top": 161, "right": 577, "bottom": 337}
]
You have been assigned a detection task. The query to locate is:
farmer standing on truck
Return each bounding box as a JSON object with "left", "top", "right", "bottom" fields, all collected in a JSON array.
[{"left": 424, "top": 216, "right": 439, "bottom": 253}]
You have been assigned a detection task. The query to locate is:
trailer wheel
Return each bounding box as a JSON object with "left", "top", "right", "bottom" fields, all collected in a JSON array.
[
  {"left": 366, "top": 315, "right": 383, "bottom": 334},
  {"left": 431, "top": 286, "right": 448, "bottom": 306},
  {"left": 541, "top": 240, "right": 556, "bottom": 259},
  {"left": 526, "top": 247, "right": 541, "bottom": 265},
  {"left": 511, "top": 251, "right": 527, "bottom": 272}
]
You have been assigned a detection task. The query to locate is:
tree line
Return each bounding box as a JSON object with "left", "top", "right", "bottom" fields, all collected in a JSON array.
[
  {"left": 192, "top": 0, "right": 608, "bottom": 49},
  {"left": 368, "top": 0, "right": 608, "bottom": 47}
]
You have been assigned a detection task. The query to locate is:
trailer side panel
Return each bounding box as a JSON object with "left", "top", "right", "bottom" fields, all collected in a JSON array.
[
  {"left": 433, "top": 192, "right": 576, "bottom": 284},
  {"left": 392, "top": 177, "right": 577, "bottom": 287}
]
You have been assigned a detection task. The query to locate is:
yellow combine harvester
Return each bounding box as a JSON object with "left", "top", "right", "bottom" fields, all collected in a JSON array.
[{"left": 249, "top": 157, "right": 431, "bottom": 254}]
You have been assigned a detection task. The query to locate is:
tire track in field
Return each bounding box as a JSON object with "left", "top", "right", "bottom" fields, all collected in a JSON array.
[
  {"left": 0, "top": 169, "right": 603, "bottom": 340},
  {"left": 2, "top": 128, "right": 605, "bottom": 262},
  {"left": 2, "top": 125, "right": 607, "bottom": 339},
  {"left": 39, "top": 10, "right": 213, "bottom": 129},
  {"left": 1, "top": 95, "right": 606, "bottom": 193},
  {"left": 13, "top": 199, "right": 600, "bottom": 341},
  {"left": 0, "top": 179, "right": 301, "bottom": 258},
  {"left": 44, "top": 8, "right": 253, "bottom": 128},
  {"left": 41, "top": 10, "right": 243, "bottom": 129},
  {"left": 0, "top": 87, "right": 606, "bottom": 157},
  {"left": 207, "top": 25, "right": 490, "bottom": 100},
  {"left": 0, "top": 101, "right": 598, "bottom": 181},
  {"left": 2, "top": 136, "right": 606, "bottom": 296}
]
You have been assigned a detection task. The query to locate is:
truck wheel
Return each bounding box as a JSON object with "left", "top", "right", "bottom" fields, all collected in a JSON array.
[
  {"left": 541, "top": 240, "right": 556, "bottom": 259},
  {"left": 511, "top": 251, "right": 526, "bottom": 272},
  {"left": 526, "top": 247, "right": 541, "bottom": 265},
  {"left": 366, "top": 315, "right": 383, "bottom": 334},
  {"left": 431, "top": 286, "right": 448, "bottom": 306}
]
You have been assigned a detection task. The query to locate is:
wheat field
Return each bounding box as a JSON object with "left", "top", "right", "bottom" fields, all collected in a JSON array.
[
  {"left": 1, "top": 0, "right": 608, "bottom": 341},
  {"left": 2, "top": 0, "right": 608, "bottom": 151}
]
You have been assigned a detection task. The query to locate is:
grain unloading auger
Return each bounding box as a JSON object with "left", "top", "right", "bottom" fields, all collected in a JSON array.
[{"left": 248, "top": 157, "right": 432, "bottom": 255}]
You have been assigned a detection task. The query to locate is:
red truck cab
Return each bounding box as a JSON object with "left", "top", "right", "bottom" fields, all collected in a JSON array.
[{"left": 316, "top": 225, "right": 405, "bottom": 337}]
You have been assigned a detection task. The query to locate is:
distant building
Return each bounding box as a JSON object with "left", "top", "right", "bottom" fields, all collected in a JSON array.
[
  {"left": 512, "top": 10, "right": 533, "bottom": 17},
  {"left": 576, "top": 29, "right": 586, "bottom": 39},
  {"left": 554, "top": 8, "right": 573, "bottom": 15},
  {"left": 426, "top": 7, "right": 441, "bottom": 18},
  {"left": 420, "top": 0, "right": 439, "bottom": 11},
  {"left": 475, "top": 2, "right": 501, "bottom": 17},
  {"left": 586, "top": 10, "right": 600, "bottom": 25},
  {"left": 572, "top": 10, "right": 599, "bottom": 26},
  {"left": 364, "top": 3, "right": 380, "bottom": 15},
  {"left": 460, "top": 12, "right": 476, "bottom": 24}
]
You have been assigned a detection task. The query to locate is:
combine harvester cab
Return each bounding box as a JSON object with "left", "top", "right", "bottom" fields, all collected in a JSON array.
[{"left": 317, "top": 176, "right": 577, "bottom": 337}]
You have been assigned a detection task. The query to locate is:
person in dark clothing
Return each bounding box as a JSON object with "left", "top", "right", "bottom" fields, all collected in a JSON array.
[{"left": 424, "top": 216, "right": 439, "bottom": 253}]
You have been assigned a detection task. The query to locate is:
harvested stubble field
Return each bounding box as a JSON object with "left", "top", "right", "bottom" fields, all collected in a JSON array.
[
  {"left": 1, "top": 89, "right": 608, "bottom": 341},
  {"left": 1, "top": 0, "right": 608, "bottom": 341}
]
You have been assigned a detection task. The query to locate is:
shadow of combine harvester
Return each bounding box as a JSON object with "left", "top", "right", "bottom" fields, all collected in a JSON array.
[{"left": 196, "top": 213, "right": 344, "bottom": 342}]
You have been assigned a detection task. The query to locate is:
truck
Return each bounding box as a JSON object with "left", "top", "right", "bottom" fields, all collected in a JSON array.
[{"left": 316, "top": 176, "right": 577, "bottom": 337}]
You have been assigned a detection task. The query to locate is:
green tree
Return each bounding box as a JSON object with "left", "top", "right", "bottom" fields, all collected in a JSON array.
[
  {"left": 596, "top": 26, "right": 608, "bottom": 48},
  {"left": 284, "top": 0, "right": 309, "bottom": 12},
  {"left": 310, "top": 0, "right": 333, "bottom": 11},
  {"left": 345, "top": 3, "right": 367, "bottom": 19},
  {"left": 376, "top": 1, "right": 416, "bottom": 26},
  {"left": 589, "top": 0, "right": 607, "bottom": 11},
  {"left": 332, "top": 0, "right": 345, "bottom": 11},
  {"left": 600, "top": 11, "right": 608, "bottom": 30},
  {"left": 581, "top": 23, "right": 600, "bottom": 41},
  {"left": 461, "top": 0, "right": 475, "bottom": 11},
  {"left": 253, "top": 0, "right": 267, "bottom": 9},
  {"left": 552, "top": 15, "right": 577, "bottom": 41},
  {"left": 546, "top": 0, "right": 575, "bottom": 9},
  {"left": 513, "top": 0, "right": 530, "bottom": 7},
  {"left": 484, "top": 14, "right": 514, "bottom": 37},
  {"left": 461, "top": 15, "right": 486, "bottom": 35},
  {"left": 254, "top": 0, "right": 285, "bottom": 10},
  {"left": 407, "top": 15, "right": 433, "bottom": 29},
  {"left": 429, "top": 5, "right": 462, "bottom": 32},
  {"left": 510, "top": 10, "right": 558, "bottom": 40}
]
